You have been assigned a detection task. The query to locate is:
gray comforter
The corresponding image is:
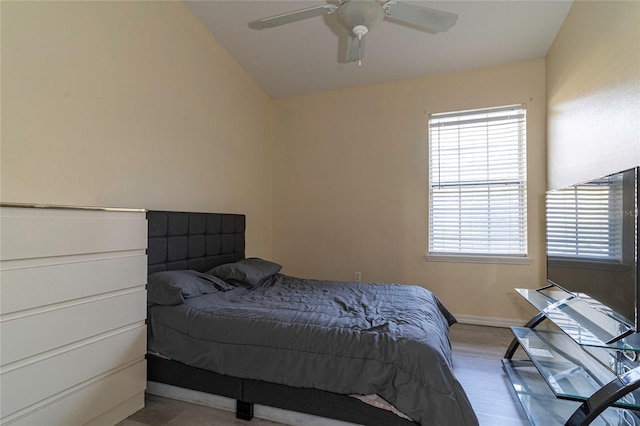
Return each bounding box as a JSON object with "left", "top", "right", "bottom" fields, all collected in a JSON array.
[{"left": 147, "top": 274, "right": 478, "bottom": 426}]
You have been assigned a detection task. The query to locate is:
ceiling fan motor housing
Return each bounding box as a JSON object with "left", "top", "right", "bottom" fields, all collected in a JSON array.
[{"left": 337, "top": 1, "right": 384, "bottom": 36}]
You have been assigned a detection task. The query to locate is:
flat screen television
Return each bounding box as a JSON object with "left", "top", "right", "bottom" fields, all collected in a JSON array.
[{"left": 546, "top": 167, "right": 639, "bottom": 331}]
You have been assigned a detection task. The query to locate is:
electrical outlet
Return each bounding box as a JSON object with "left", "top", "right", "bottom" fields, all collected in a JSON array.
[{"left": 354, "top": 271, "right": 361, "bottom": 282}]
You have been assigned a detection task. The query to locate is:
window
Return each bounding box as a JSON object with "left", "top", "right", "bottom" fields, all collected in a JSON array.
[
  {"left": 428, "top": 105, "right": 527, "bottom": 261},
  {"left": 546, "top": 176, "right": 623, "bottom": 261}
]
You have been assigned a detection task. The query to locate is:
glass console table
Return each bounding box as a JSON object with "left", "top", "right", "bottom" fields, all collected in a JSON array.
[{"left": 503, "top": 286, "right": 640, "bottom": 425}]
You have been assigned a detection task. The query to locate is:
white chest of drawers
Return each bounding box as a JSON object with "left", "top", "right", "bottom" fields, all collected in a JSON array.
[{"left": 0, "top": 204, "right": 148, "bottom": 425}]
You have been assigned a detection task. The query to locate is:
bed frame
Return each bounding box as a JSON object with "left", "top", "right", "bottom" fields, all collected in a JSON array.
[{"left": 146, "top": 210, "right": 419, "bottom": 426}]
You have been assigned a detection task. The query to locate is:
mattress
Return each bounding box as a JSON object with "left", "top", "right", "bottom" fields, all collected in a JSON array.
[{"left": 147, "top": 272, "right": 478, "bottom": 426}]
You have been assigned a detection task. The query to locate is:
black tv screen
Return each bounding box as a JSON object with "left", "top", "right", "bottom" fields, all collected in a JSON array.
[{"left": 546, "top": 167, "right": 639, "bottom": 329}]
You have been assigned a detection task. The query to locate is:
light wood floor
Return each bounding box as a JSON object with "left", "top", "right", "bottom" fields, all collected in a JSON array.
[
  {"left": 450, "top": 323, "right": 528, "bottom": 426},
  {"left": 119, "top": 324, "right": 528, "bottom": 426}
]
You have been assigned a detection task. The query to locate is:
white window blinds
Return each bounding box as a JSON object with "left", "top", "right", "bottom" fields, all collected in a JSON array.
[
  {"left": 546, "top": 176, "right": 623, "bottom": 260},
  {"left": 428, "top": 105, "right": 527, "bottom": 257}
]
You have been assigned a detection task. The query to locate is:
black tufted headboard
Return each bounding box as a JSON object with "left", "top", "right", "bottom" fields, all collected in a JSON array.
[{"left": 147, "top": 210, "right": 245, "bottom": 275}]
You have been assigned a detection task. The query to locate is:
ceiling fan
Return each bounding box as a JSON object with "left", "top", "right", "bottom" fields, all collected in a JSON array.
[{"left": 253, "top": 0, "right": 458, "bottom": 65}]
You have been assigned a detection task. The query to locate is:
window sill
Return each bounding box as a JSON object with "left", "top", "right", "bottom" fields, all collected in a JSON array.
[{"left": 425, "top": 254, "right": 532, "bottom": 265}]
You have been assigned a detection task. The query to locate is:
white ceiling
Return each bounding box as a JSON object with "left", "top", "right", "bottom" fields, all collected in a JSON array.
[{"left": 185, "top": 0, "right": 573, "bottom": 98}]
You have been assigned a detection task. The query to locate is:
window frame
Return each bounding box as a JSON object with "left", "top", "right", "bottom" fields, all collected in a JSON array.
[{"left": 426, "top": 104, "right": 530, "bottom": 264}]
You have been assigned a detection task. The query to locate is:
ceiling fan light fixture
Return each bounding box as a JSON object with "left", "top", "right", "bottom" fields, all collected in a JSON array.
[
  {"left": 352, "top": 24, "right": 368, "bottom": 40},
  {"left": 337, "top": 0, "right": 384, "bottom": 36}
]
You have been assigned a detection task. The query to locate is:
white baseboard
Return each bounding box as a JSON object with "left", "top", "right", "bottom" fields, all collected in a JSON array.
[
  {"left": 147, "top": 381, "right": 236, "bottom": 412},
  {"left": 454, "top": 314, "right": 525, "bottom": 328}
]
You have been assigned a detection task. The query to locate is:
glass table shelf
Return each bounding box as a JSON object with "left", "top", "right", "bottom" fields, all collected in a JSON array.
[
  {"left": 517, "top": 288, "right": 640, "bottom": 352},
  {"left": 511, "top": 327, "right": 640, "bottom": 409},
  {"left": 502, "top": 358, "right": 640, "bottom": 426}
]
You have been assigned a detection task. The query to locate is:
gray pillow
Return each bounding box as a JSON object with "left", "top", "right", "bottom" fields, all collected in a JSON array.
[
  {"left": 147, "top": 270, "right": 233, "bottom": 306},
  {"left": 206, "top": 258, "right": 282, "bottom": 288}
]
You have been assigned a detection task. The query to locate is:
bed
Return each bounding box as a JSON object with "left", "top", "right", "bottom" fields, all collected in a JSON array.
[{"left": 145, "top": 210, "right": 478, "bottom": 426}]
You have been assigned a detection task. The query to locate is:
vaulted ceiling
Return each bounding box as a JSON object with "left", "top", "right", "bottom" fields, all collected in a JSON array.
[{"left": 185, "top": 1, "right": 573, "bottom": 98}]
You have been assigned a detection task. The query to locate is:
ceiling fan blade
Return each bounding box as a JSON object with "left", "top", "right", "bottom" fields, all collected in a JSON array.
[
  {"left": 382, "top": 1, "right": 457, "bottom": 33},
  {"left": 258, "top": 4, "right": 339, "bottom": 28},
  {"left": 345, "top": 34, "right": 364, "bottom": 63}
]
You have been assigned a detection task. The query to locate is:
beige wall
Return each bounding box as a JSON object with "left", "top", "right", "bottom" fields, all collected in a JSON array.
[
  {"left": 8, "top": 0, "right": 634, "bottom": 324},
  {"left": 1, "top": 1, "right": 274, "bottom": 258},
  {"left": 272, "top": 60, "right": 547, "bottom": 323},
  {"left": 546, "top": 0, "right": 640, "bottom": 189}
]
